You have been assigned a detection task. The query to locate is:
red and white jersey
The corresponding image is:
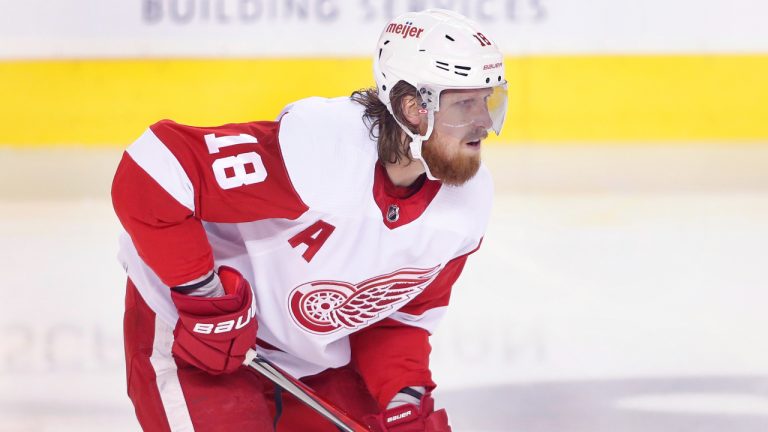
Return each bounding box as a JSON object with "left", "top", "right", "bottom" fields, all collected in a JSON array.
[{"left": 113, "top": 96, "right": 493, "bottom": 382}]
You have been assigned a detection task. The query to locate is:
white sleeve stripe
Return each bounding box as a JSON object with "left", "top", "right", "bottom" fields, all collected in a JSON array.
[
  {"left": 126, "top": 128, "right": 195, "bottom": 212},
  {"left": 389, "top": 307, "right": 448, "bottom": 335}
]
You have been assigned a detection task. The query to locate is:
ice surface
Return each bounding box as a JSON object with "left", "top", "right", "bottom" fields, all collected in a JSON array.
[{"left": 1, "top": 144, "right": 767, "bottom": 431}]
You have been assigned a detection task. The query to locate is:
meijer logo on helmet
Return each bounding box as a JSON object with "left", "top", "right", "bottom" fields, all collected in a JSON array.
[{"left": 385, "top": 21, "right": 425, "bottom": 39}]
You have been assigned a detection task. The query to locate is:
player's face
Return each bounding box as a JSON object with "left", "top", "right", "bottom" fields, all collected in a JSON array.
[{"left": 422, "top": 88, "right": 493, "bottom": 185}]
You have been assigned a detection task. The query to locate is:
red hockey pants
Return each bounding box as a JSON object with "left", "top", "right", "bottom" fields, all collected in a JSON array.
[{"left": 123, "top": 279, "right": 380, "bottom": 431}]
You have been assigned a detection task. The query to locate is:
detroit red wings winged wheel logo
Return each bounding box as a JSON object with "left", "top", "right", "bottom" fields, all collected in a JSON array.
[{"left": 289, "top": 266, "right": 441, "bottom": 334}]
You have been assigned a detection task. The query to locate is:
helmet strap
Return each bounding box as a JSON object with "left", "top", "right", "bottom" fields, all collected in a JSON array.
[{"left": 392, "top": 109, "right": 439, "bottom": 181}]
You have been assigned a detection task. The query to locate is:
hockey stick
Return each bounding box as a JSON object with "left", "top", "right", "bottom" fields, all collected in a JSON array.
[{"left": 243, "top": 349, "right": 370, "bottom": 432}]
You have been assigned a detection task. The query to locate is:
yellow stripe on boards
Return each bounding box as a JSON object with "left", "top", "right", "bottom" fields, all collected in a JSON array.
[
  {"left": 0, "top": 58, "right": 374, "bottom": 147},
  {"left": 505, "top": 54, "right": 768, "bottom": 142},
  {"left": 0, "top": 55, "right": 766, "bottom": 147}
]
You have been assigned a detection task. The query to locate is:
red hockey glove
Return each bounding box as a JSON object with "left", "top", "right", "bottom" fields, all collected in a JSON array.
[
  {"left": 170, "top": 266, "right": 257, "bottom": 374},
  {"left": 365, "top": 392, "right": 451, "bottom": 432}
]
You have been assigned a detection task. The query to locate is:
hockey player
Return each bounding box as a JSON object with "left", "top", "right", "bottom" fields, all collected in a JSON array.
[{"left": 112, "top": 8, "right": 507, "bottom": 432}]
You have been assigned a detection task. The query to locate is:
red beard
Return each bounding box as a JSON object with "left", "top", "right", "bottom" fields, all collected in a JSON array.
[{"left": 421, "top": 128, "right": 483, "bottom": 186}]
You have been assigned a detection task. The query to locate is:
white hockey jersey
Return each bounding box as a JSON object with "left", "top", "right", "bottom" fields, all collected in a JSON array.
[{"left": 113, "top": 96, "right": 493, "bottom": 389}]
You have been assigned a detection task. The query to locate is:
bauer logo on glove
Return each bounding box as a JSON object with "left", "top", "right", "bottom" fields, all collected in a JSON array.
[{"left": 191, "top": 297, "right": 256, "bottom": 335}]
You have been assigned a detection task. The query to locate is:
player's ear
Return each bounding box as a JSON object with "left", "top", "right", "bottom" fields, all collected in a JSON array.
[{"left": 400, "top": 94, "right": 423, "bottom": 128}]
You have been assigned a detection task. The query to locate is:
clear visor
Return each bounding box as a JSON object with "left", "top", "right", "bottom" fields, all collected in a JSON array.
[{"left": 420, "top": 82, "right": 508, "bottom": 136}]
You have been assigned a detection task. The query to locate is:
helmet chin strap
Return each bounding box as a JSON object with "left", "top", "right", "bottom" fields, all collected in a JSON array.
[{"left": 392, "top": 109, "right": 439, "bottom": 181}]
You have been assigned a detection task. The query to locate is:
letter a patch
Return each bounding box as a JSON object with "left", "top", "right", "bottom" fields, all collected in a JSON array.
[{"left": 288, "top": 220, "right": 336, "bottom": 262}]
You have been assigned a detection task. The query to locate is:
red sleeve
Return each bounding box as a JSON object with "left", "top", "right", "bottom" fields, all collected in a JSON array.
[
  {"left": 349, "top": 253, "right": 471, "bottom": 408},
  {"left": 111, "top": 119, "right": 307, "bottom": 287},
  {"left": 349, "top": 319, "right": 435, "bottom": 409}
]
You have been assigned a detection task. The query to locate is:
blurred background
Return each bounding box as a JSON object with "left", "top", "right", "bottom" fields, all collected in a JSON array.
[{"left": 1, "top": 1, "right": 767, "bottom": 431}]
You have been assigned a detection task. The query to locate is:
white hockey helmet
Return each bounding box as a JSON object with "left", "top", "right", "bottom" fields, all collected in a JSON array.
[{"left": 373, "top": 9, "right": 507, "bottom": 178}]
